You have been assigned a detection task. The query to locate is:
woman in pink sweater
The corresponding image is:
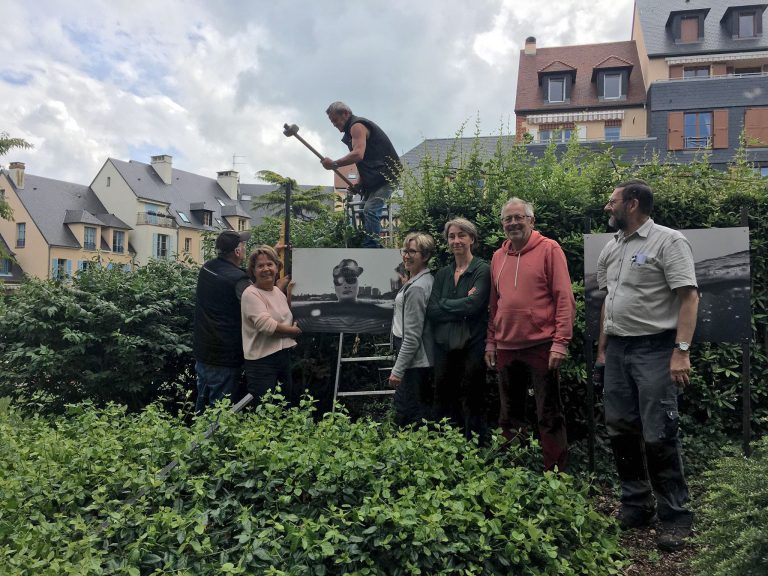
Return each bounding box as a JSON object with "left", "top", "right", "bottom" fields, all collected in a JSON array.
[{"left": 241, "top": 245, "right": 302, "bottom": 403}]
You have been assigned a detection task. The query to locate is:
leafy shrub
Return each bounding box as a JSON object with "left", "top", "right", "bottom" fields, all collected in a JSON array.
[
  {"left": 0, "top": 258, "right": 197, "bottom": 410},
  {"left": 692, "top": 435, "right": 768, "bottom": 576},
  {"left": 0, "top": 397, "right": 626, "bottom": 575}
]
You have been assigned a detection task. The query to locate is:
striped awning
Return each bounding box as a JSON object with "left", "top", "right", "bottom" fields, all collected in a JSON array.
[{"left": 525, "top": 110, "right": 625, "bottom": 124}]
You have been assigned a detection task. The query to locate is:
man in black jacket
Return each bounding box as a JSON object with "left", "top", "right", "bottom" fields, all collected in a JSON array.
[
  {"left": 321, "top": 101, "right": 401, "bottom": 248},
  {"left": 193, "top": 230, "right": 251, "bottom": 413}
]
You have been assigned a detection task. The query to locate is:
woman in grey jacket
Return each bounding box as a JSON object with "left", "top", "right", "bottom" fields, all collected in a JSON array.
[{"left": 389, "top": 232, "right": 435, "bottom": 426}]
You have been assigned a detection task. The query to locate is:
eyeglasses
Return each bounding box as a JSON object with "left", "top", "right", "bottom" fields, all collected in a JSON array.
[
  {"left": 400, "top": 249, "right": 421, "bottom": 257},
  {"left": 333, "top": 273, "right": 358, "bottom": 286},
  {"left": 606, "top": 198, "right": 624, "bottom": 207},
  {"left": 501, "top": 214, "right": 530, "bottom": 224}
]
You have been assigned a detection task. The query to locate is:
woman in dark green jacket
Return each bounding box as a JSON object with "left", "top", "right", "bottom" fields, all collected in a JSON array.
[{"left": 427, "top": 217, "right": 491, "bottom": 443}]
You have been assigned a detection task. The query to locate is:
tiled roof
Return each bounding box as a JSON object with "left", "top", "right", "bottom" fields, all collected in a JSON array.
[
  {"left": 63, "top": 209, "right": 105, "bottom": 226},
  {"left": 515, "top": 40, "right": 646, "bottom": 113},
  {"left": 109, "top": 158, "right": 247, "bottom": 231},
  {"left": 5, "top": 171, "right": 130, "bottom": 249},
  {"left": 400, "top": 136, "right": 661, "bottom": 174},
  {"left": 635, "top": 0, "right": 768, "bottom": 56},
  {"left": 109, "top": 159, "right": 331, "bottom": 230}
]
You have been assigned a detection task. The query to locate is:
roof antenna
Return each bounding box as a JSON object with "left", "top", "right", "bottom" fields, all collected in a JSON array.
[{"left": 231, "top": 154, "right": 246, "bottom": 170}]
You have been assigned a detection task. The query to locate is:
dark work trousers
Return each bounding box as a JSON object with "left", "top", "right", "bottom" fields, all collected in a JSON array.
[
  {"left": 497, "top": 343, "right": 568, "bottom": 472},
  {"left": 434, "top": 340, "right": 489, "bottom": 444},
  {"left": 604, "top": 332, "right": 692, "bottom": 528},
  {"left": 244, "top": 348, "right": 296, "bottom": 406}
]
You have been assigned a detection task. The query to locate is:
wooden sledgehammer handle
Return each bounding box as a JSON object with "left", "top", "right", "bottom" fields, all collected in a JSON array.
[{"left": 283, "top": 123, "right": 355, "bottom": 188}]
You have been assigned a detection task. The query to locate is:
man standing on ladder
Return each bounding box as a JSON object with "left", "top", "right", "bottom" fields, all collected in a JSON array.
[{"left": 321, "top": 101, "right": 401, "bottom": 248}]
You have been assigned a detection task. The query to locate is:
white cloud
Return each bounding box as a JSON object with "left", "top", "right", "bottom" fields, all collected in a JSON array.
[{"left": 0, "top": 0, "right": 635, "bottom": 188}]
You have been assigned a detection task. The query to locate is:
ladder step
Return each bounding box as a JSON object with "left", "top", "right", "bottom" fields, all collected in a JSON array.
[
  {"left": 340, "top": 356, "right": 395, "bottom": 363},
  {"left": 337, "top": 390, "right": 396, "bottom": 397}
]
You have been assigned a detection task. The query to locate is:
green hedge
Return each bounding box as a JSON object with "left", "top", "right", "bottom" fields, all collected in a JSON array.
[
  {"left": 0, "top": 397, "right": 626, "bottom": 575},
  {"left": 0, "top": 258, "right": 198, "bottom": 410},
  {"left": 692, "top": 435, "right": 768, "bottom": 576}
]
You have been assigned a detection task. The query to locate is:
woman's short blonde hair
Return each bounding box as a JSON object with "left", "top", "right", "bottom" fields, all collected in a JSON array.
[
  {"left": 247, "top": 245, "right": 283, "bottom": 282},
  {"left": 443, "top": 217, "right": 478, "bottom": 247},
  {"left": 402, "top": 232, "right": 435, "bottom": 260}
]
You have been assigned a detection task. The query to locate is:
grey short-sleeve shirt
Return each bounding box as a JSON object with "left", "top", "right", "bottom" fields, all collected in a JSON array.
[{"left": 597, "top": 218, "right": 697, "bottom": 337}]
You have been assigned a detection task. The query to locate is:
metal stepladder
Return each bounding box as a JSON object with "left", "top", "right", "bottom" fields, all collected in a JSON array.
[
  {"left": 343, "top": 196, "right": 395, "bottom": 248},
  {"left": 331, "top": 332, "right": 397, "bottom": 411}
]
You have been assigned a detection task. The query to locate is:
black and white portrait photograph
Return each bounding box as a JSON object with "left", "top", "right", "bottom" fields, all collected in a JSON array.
[
  {"left": 584, "top": 227, "right": 751, "bottom": 343},
  {"left": 291, "top": 249, "right": 404, "bottom": 334}
]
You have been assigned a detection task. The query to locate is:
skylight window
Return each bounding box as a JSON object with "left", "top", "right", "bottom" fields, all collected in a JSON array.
[{"left": 177, "top": 211, "right": 190, "bottom": 223}]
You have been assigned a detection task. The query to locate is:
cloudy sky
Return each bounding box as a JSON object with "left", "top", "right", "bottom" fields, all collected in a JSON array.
[{"left": 1, "top": 0, "right": 634, "bottom": 187}]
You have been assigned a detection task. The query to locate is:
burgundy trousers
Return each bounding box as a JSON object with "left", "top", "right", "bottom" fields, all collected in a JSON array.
[{"left": 497, "top": 343, "right": 568, "bottom": 472}]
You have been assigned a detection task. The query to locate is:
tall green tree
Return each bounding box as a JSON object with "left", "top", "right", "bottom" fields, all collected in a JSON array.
[
  {"left": 0, "top": 131, "right": 33, "bottom": 221},
  {"left": 252, "top": 170, "right": 336, "bottom": 220}
]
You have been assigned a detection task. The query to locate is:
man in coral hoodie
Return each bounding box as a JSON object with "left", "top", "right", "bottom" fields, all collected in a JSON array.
[{"left": 485, "top": 197, "right": 576, "bottom": 471}]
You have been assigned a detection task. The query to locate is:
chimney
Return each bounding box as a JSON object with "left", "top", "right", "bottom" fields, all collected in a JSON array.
[
  {"left": 524, "top": 36, "right": 537, "bottom": 56},
  {"left": 217, "top": 170, "right": 240, "bottom": 200},
  {"left": 8, "top": 161, "right": 25, "bottom": 189},
  {"left": 151, "top": 154, "right": 173, "bottom": 185}
]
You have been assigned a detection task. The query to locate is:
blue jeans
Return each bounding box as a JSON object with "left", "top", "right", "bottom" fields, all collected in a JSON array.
[
  {"left": 604, "top": 332, "right": 692, "bottom": 527},
  {"left": 194, "top": 361, "right": 241, "bottom": 414},
  {"left": 362, "top": 183, "right": 393, "bottom": 248}
]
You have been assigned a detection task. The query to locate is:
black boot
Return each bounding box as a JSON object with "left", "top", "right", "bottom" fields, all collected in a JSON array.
[{"left": 610, "top": 434, "right": 656, "bottom": 529}]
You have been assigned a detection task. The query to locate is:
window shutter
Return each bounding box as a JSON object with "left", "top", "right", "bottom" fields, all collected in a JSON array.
[
  {"left": 65, "top": 260, "right": 72, "bottom": 277},
  {"left": 757, "top": 12, "right": 763, "bottom": 34},
  {"left": 107, "top": 263, "right": 113, "bottom": 270},
  {"left": 152, "top": 233, "right": 158, "bottom": 258},
  {"left": 669, "top": 65, "right": 683, "bottom": 79},
  {"left": 564, "top": 76, "right": 572, "bottom": 100},
  {"left": 78, "top": 260, "right": 84, "bottom": 271},
  {"left": 51, "top": 259, "right": 59, "bottom": 279},
  {"left": 621, "top": 71, "right": 629, "bottom": 97},
  {"left": 672, "top": 15, "right": 682, "bottom": 40},
  {"left": 597, "top": 72, "right": 604, "bottom": 97},
  {"left": 712, "top": 63, "right": 727, "bottom": 76},
  {"left": 668, "top": 112, "right": 684, "bottom": 150},
  {"left": 713, "top": 110, "right": 729, "bottom": 149},
  {"left": 169, "top": 235, "right": 176, "bottom": 259},
  {"left": 698, "top": 15, "right": 705, "bottom": 39},
  {"left": 745, "top": 108, "right": 768, "bottom": 145}
]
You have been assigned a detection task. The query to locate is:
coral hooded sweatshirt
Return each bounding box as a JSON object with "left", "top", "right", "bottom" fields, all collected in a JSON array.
[{"left": 486, "top": 230, "right": 576, "bottom": 356}]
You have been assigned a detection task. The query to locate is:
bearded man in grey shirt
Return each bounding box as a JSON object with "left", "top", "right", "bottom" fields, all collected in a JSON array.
[{"left": 595, "top": 179, "right": 699, "bottom": 553}]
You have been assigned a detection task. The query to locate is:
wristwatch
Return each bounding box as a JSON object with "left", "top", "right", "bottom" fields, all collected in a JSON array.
[
  {"left": 331, "top": 161, "right": 339, "bottom": 170},
  {"left": 674, "top": 341, "right": 691, "bottom": 352}
]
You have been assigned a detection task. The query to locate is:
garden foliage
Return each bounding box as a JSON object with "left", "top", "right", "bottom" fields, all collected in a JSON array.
[
  {"left": 0, "top": 258, "right": 198, "bottom": 410},
  {"left": 0, "top": 396, "right": 625, "bottom": 575},
  {"left": 692, "top": 435, "right": 768, "bottom": 576}
]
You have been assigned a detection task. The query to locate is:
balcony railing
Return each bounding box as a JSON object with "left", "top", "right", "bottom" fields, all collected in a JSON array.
[
  {"left": 684, "top": 136, "right": 712, "bottom": 149},
  {"left": 137, "top": 212, "right": 177, "bottom": 228},
  {"left": 656, "top": 71, "right": 768, "bottom": 83},
  {"left": 83, "top": 242, "right": 97, "bottom": 251}
]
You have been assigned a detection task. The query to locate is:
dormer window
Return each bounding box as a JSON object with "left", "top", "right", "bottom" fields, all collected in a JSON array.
[
  {"left": 722, "top": 6, "right": 765, "bottom": 40},
  {"left": 603, "top": 72, "right": 622, "bottom": 99},
  {"left": 667, "top": 9, "right": 708, "bottom": 44},
  {"left": 538, "top": 62, "right": 576, "bottom": 105},
  {"left": 548, "top": 77, "right": 566, "bottom": 103}
]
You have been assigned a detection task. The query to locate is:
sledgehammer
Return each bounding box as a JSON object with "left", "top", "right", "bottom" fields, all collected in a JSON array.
[{"left": 283, "top": 123, "right": 355, "bottom": 188}]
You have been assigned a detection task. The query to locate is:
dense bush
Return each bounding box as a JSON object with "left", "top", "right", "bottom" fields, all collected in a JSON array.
[
  {"left": 0, "top": 397, "right": 626, "bottom": 575},
  {"left": 692, "top": 435, "right": 768, "bottom": 576},
  {"left": 0, "top": 258, "right": 197, "bottom": 410}
]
